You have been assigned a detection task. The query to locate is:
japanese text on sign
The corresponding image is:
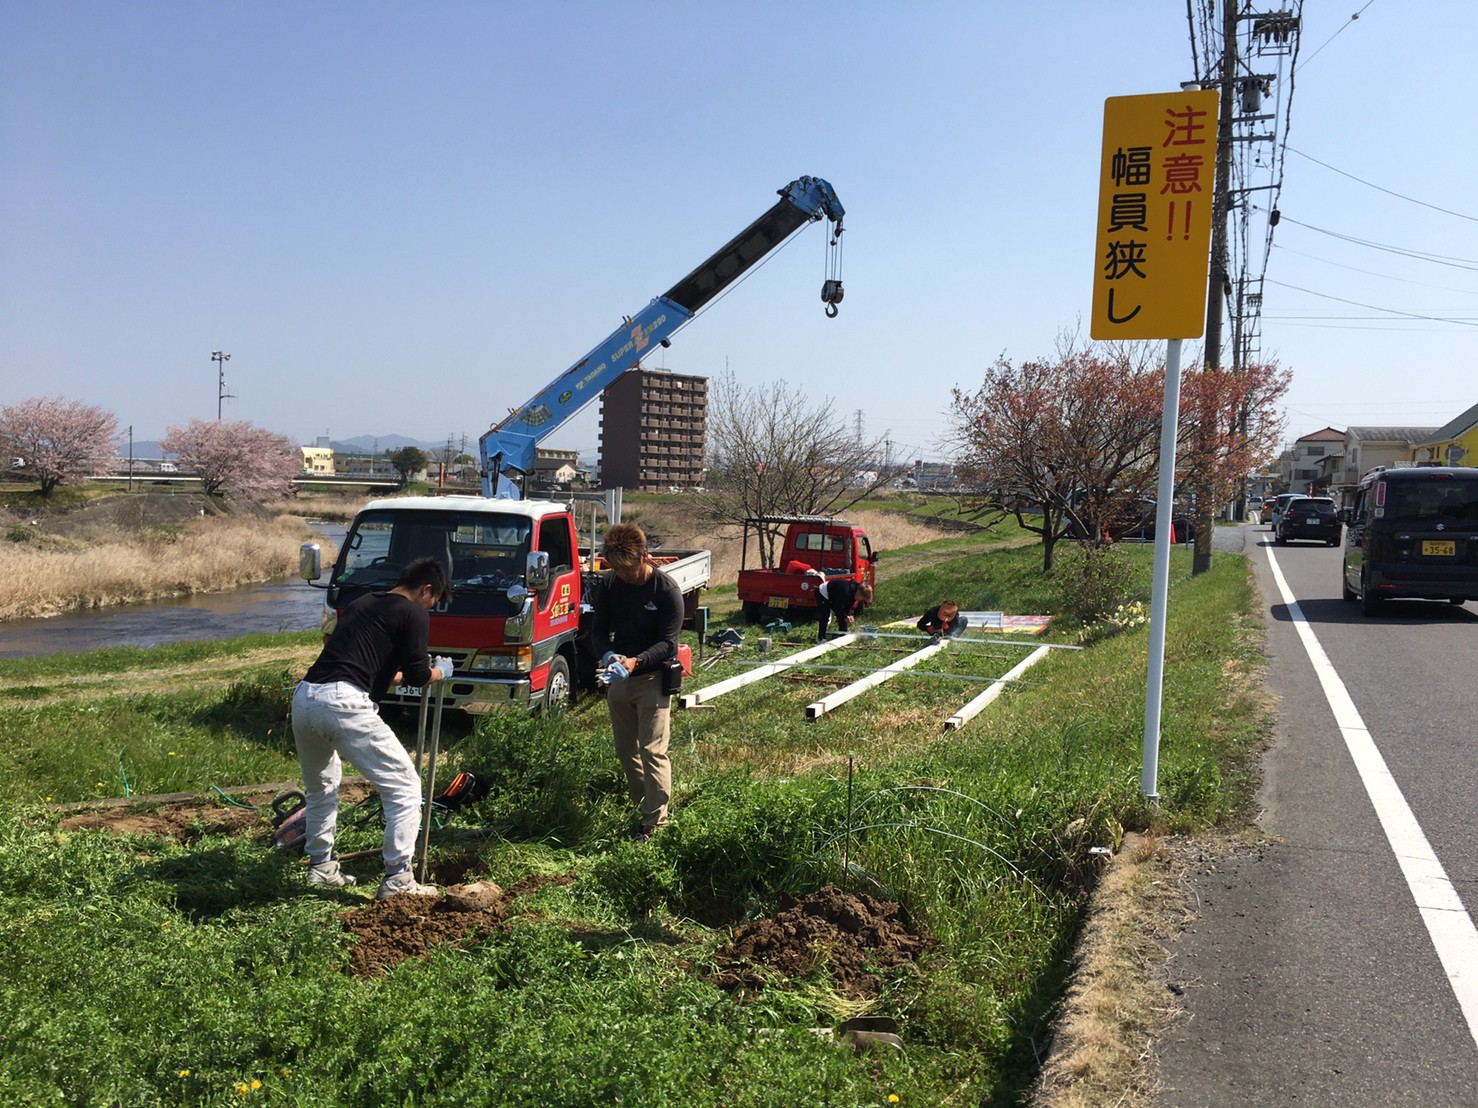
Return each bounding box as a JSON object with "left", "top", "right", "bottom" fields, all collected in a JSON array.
[{"left": 1090, "top": 89, "right": 1218, "bottom": 340}]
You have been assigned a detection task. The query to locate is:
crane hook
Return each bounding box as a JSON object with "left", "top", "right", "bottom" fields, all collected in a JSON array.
[{"left": 821, "top": 278, "right": 844, "bottom": 318}]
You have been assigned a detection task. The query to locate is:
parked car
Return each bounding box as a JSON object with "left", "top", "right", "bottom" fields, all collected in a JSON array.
[
  {"left": 1342, "top": 466, "right": 1478, "bottom": 615},
  {"left": 1105, "top": 497, "right": 1195, "bottom": 543},
  {"left": 1275, "top": 497, "right": 1341, "bottom": 546},
  {"left": 1268, "top": 492, "right": 1302, "bottom": 531}
]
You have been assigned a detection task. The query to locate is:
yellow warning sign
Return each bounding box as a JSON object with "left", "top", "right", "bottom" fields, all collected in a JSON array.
[{"left": 1090, "top": 89, "right": 1219, "bottom": 340}]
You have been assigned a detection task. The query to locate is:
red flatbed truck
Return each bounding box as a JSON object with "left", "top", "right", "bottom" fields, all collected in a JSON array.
[{"left": 735, "top": 515, "right": 877, "bottom": 624}]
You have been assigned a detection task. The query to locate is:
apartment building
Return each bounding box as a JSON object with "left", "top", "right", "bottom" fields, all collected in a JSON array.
[{"left": 598, "top": 369, "right": 708, "bottom": 491}]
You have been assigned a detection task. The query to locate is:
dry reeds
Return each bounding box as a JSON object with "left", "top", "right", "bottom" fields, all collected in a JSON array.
[{"left": 0, "top": 516, "right": 331, "bottom": 621}]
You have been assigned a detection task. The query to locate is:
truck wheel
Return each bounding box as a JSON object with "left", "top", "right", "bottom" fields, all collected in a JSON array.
[
  {"left": 543, "top": 655, "right": 573, "bottom": 713},
  {"left": 742, "top": 601, "right": 764, "bottom": 624}
]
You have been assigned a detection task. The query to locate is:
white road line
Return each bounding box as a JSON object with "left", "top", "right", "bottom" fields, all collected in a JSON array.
[{"left": 1266, "top": 548, "right": 1478, "bottom": 1049}]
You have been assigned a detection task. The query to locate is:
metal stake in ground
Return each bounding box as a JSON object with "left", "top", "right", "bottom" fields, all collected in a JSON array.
[{"left": 414, "top": 683, "right": 447, "bottom": 885}]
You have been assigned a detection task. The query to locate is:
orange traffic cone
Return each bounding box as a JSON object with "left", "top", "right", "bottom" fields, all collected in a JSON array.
[{"left": 1169, "top": 523, "right": 1177, "bottom": 544}]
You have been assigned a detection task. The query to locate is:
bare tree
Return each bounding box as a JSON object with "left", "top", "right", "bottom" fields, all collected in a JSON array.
[
  {"left": 948, "top": 348, "right": 1164, "bottom": 571},
  {"left": 696, "top": 370, "right": 894, "bottom": 566},
  {"left": 0, "top": 396, "right": 118, "bottom": 497},
  {"left": 160, "top": 419, "right": 300, "bottom": 498}
]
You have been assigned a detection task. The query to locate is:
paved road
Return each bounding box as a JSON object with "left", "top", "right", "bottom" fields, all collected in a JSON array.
[{"left": 1151, "top": 523, "right": 1478, "bottom": 1106}]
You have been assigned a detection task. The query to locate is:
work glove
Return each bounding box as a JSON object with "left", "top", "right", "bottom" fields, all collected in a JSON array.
[
  {"left": 600, "top": 660, "right": 629, "bottom": 686},
  {"left": 928, "top": 633, "right": 942, "bottom": 645},
  {"left": 433, "top": 655, "right": 455, "bottom": 681}
]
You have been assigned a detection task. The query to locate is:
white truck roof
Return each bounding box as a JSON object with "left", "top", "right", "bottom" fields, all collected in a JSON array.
[{"left": 359, "top": 495, "right": 569, "bottom": 520}]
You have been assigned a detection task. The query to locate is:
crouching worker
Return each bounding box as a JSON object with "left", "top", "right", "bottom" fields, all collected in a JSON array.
[
  {"left": 816, "top": 576, "right": 874, "bottom": 642},
  {"left": 592, "top": 522, "right": 683, "bottom": 842},
  {"left": 917, "top": 600, "right": 968, "bottom": 642},
  {"left": 291, "top": 556, "right": 455, "bottom": 899}
]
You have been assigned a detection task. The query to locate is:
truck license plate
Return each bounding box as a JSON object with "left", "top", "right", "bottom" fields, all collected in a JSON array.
[
  {"left": 1423, "top": 540, "right": 1456, "bottom": 557},
  {"left": 394, "top": 685, "right": 421, "bottom": 697},
  {"left": 768, "top": 597, "right": 789, "bottom": 608}
]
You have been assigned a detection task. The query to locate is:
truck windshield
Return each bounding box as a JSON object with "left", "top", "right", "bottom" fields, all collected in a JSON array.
[
  {"left": 337, "top": 509, "right": 533, "bottom": 591},
  {"left": 1385, "top": 477, "right": 1478, "bottom": 523}
]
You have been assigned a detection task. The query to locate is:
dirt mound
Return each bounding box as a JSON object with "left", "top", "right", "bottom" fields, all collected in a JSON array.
[
  {"left": 712, "top": 884, "right": 933, "bottom": 1000},
  {"left": 340, "top": 882, "right": 509, "bottom": 976},
  {"left": 338, "top": 873, "right": 574, "bottom": 977}
]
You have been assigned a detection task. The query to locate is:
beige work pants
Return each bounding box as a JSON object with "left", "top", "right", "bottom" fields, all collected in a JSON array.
[{"left": 606, "top": 671, "right": 671, "bottom": 830}]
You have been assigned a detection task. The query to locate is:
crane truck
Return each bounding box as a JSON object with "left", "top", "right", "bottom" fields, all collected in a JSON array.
[{"left": 300, "top": 177, "right": 846, "bottom": 712}]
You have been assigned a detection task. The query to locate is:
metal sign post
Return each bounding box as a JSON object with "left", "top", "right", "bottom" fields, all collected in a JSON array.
[{"left": 1090, "top": 87, "right": 1217, "bottom": 800}]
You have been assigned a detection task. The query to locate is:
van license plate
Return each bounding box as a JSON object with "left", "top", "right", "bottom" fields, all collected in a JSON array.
[
  {"left": 768, "top": 597, "right": 789, "bottom": 608},
  {"left": 1422, "top": 540, "right": 1456, "bottom": 557}
]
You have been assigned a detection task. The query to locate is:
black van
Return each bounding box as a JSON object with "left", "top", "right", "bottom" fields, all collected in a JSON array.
[{"left": 1342, "top": 466, "right": 1478, "bottom": 615}]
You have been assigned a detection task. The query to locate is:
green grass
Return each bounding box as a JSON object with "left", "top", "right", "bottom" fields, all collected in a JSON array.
[{"left": 0, "top": 537, "right": 1267, "bottom": 1104}]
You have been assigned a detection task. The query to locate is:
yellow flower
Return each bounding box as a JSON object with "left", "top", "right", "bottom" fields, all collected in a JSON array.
[
  {"left": 236, "top": 1083, "right": 249, "bottom": 1095},
  {"left": 179, "top": 1069, "right": 191, "bottom": 1077},
  {"left": 889, "top": 1097, "right": 900, "bottom": 1104},
  {"left": 278, "top": 1068, "right": 291, "bottom": 1078},
  {"left": 251, "top": 1080, "right": 262, "bottom": 1090}
]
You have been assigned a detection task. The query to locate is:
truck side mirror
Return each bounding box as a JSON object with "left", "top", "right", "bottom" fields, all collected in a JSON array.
[
  {"left": 299, "top": 543, "right": 322, "bottom": 582},
  {"left": 1337, "top": 507, "right": 1351, "bottom": 524},
  {"left": 525, "top": 550, "right": 551, "bottom": 591},
  {"left": 868, "top": 551, "right": 880, "bottom": 563}
]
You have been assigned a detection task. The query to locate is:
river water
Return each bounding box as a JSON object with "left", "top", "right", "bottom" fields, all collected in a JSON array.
[{"left": 0, "top": 525, "right": 345, "bottom": 659}]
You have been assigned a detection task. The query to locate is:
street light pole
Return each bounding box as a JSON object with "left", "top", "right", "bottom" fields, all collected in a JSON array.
[{"left": 212, "top": 351, "right": 232, "bottom": 420}]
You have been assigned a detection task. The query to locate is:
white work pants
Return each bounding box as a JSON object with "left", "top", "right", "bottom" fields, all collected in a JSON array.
[{"left": 291, "top": 681, "right": 422, "bottom": 874}]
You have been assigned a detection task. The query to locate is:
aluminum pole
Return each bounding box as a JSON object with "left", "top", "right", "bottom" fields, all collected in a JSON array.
[{"left": 1142, "top": 338, "right": 1184, "bottom": 800}]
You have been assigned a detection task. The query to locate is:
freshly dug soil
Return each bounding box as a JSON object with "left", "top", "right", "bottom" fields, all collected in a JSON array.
[
  {"left": 338, "top": 873, "right": 574, "bottom": 978},
  {"left": 713, "top": 884, "right": 933, "bottom": 1000},
  {"left": 341, "top": 882, "right": 509, "bottom": 977}
]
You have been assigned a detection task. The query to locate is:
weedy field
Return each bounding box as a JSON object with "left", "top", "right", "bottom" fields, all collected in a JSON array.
[{"left": 0, "top": 530, "right": 1267, "bottom": 1106}]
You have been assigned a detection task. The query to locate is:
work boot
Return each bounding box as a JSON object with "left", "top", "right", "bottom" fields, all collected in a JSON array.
[
  {"left": 307, "top": 859, "right": 357, "bottom": 888},
  {"left": 377, "top": 871, "right": 440, "bottom": 900}
]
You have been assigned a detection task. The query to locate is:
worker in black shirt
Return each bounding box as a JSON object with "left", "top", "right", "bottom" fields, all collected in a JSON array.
[
  {"left": 816, "top": 576, "right": 874, "bottom": 642},
  {"left": 291, "top": 557, "right": 454, "bottom": 898},
  {"left": 917, "top": 600, "right": 968, "bottom": 641},
  {"left": 590, "top": 522, "right": 683, "bottom": 841}
]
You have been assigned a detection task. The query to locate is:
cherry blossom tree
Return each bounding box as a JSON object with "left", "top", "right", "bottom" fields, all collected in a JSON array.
[
  {"left": 0, "top": 396, "right": 119, "bottom": 497},
  {"left": 949, "top": 349, "right": 1164, "bottom": 570},
  {"left": 160, "top": 419, "right": 300, "bottom": 498},
  {"left": 1177, "top": 360, "right": 1291, "bottom": 573}
]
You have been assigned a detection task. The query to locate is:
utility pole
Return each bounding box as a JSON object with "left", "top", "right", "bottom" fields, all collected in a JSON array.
[
  {"left": 212, "top": 351, "right": 233, "bottom": 420},
  {"left": 1190, "top": 0, "right": 1239, "bottom": 575}
]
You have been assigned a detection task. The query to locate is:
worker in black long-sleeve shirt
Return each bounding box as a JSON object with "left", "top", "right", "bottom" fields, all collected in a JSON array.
[
  {"left": 292, "top": 557, "right": 453, "bottom": 899},
  {"left": 590, "top": 522, "right": 683, "bottom": 840}
]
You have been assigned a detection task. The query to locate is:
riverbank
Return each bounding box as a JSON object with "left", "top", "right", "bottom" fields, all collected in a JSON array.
[{"left": 0, "top": 490, "right": 335, "bottom": 621}]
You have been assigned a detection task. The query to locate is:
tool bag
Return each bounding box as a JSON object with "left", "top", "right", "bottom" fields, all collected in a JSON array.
[{"left": 433, "top": 771, "right": 487, "bottom": 813}]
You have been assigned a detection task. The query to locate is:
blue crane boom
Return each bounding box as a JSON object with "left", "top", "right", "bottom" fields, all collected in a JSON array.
[{"left": 479, "top": 176, "right": 844, "bottom": 498}]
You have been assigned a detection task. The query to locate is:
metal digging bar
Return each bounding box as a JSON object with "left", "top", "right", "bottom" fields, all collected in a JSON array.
[{"left": 414, "top": 681, "right": 447, "bottom": 885}]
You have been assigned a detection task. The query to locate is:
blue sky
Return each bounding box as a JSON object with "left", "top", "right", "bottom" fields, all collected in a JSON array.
[{"left": 3, "top": 1, "right": 1473, "bottom": 465}]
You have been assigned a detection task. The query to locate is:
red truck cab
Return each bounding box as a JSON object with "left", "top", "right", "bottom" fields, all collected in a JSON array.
[{"left": 736, "top": 515, "right": 877, "bottom": 623}]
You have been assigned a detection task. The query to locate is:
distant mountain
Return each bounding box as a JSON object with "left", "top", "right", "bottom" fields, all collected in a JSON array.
[{"left": 330, "top": 435, "right": 451, "bottom": 455}]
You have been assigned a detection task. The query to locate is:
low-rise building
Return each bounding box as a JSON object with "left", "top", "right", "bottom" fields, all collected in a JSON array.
[{"left": 1411, "top": 401, "right": 1478, "bottom": 468}]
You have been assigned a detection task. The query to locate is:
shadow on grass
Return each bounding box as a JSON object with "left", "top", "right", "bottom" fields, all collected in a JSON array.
[{"left": 131, "top": 844, "right": 308, "bottom": 920}]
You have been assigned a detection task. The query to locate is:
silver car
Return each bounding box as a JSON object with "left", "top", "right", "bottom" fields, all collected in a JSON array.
[{"left": 1268, "top": 492, "right": 1301, "bottom": 531}]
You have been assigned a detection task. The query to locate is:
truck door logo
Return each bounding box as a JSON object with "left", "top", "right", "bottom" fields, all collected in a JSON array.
[{"left": 549, "top": 581, "right": 573, "bottom": 619}]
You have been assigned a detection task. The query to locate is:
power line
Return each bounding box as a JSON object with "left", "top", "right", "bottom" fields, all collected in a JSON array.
[
  {"left": 1272, "top": 243, "right": 1478, "bottom": 294},
  {"left": 1287, "top": 146, "right": 1478, "bottom": 222},
  {"left": 1280, "top": 217, "right": 1478, "bottom": 271},
  {"left": 1264, "top": 278, "right": 1478, "bottom": 327},
  {"left": 1295, "top": 0, "right": 1378, "bottom": 72}
]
